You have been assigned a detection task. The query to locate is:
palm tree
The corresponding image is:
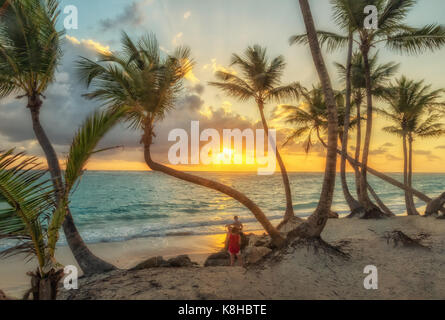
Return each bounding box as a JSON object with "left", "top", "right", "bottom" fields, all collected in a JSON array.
[
  {"left": 335, "top": 52, "right": 399, "bottom": 208},
  {"left": 0, "top": 0, "right": 115, "bottom": 274},
  {"left": 0, "top": 150, "right": 63, "bottom": 300},
  {"left": 379, "top": 77, "right": 445, "bottom": 215},
  {"left": 284, "top": 84, "right": 395, "bottom": 217},
  {"left": 0, "top": 109, "right": 125, "bottom": 300},
  {"left": 286, "top": 0, "right": 339, "bottom": 239},
  {"left": 290, "top": 0, "right": 360, "bottom": 215},
  {"left": 208, "top": 46, "right": 300, "bottom": 222},
  {"left": 77, "top": 32, "right": 286, "bottom": 247},
  {"left": 291, "top": 0, "right": 445, "bottom": 216}
]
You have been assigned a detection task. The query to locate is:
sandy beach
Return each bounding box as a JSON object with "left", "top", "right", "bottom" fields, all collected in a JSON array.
[
  {"left": 0, "top": 232, "right": 232, "bottom": 298},
  {"left": 3, "top": 215, "right": 443, "bottom": 300}
]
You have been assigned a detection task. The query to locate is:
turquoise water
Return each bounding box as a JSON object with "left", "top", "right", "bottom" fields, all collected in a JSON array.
[{"left": 1, "top": 171, "right": 444, "bottom": 248}]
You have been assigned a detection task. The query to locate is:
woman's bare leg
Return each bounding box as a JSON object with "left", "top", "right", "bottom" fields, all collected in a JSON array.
[
  {"left": 230, "top": 253, "right": 235, "bottom": 266},
  {"left": 237, "top": 253, "right": 243, "bottom": 267}
]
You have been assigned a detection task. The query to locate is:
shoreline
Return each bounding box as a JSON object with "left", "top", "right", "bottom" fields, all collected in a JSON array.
[
  {"left": 1, "top": 213, "right": 441, "bottom": 300},
  {"left": 59, "top": 215, "right": 445, "bottom": 300}
]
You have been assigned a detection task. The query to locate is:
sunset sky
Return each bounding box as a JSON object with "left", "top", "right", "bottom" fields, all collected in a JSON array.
[{"left": 1, "top": 0, "right": 445, "bottom": 172}]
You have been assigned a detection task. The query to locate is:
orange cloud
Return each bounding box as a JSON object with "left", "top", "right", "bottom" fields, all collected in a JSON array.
[{"left": 65, "top": 35, "right": 111, "bottom": 55}]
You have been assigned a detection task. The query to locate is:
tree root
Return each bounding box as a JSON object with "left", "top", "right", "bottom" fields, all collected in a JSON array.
[
  {"left": 347, "top": 206, "right": 388, "bottom": 219},
  {"left": 290, "top": 237, "right": 351, "bottom": 260},
  {"left": 383, "top": 230, "right": 430, "bottom": 250}
]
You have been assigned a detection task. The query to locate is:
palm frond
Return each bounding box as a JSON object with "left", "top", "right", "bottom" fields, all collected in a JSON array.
[
  {"left": 385, "top": 24, "right": 445, "bottom": 54},
  {"left": 289, "top": 30, "right": 349, "bottom": 52},
  {"left": 0, "top": 149, "right": 54, "bottom": 270}
]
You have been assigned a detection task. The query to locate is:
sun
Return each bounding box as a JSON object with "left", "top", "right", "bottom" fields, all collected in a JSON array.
[{"left": 213, "top": 148, "right": 235, "bottom": 164}]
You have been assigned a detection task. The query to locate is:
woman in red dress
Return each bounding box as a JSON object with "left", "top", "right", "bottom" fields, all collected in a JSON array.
[{"left": 228, "top": 226, "right": 243, "bottom": 266}]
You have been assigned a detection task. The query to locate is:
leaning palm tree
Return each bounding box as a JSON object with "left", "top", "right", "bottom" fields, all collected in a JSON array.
[
  {"left": 0, "top": 109, "right": 125, "bottom": 300},
  {"left": 379, "top": 77, "right": 445, "bottom": 215},
  {"left": 335, "top": 52, "right": 399, "bottom": 211},
  {"left": 291, "top": 0, "right": 445, "bottom": 217},
  {"left": 77, "top": 32, "right": 286, "bottom": 247},
  {"left": 283, "top": 84, "right": 394, "bottom": 217},
  {"left": 286, "top": 0, "right": 339, "bottom": 239},
  {"left": 0, "top": 0, "right": 114, "bottom": 274},
  {"left": 209, "top": 46, "right": 300, "bottom": 222}
]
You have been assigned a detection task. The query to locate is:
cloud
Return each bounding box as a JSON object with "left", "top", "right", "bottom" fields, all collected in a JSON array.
[
  {"left": 203, "top": 58, "right": 237, "bottom": 75},
  {"left": 172, "top": 32, "right": 183, "bottom": 45},
  {"left": 386, "top": 154, "right": 402, "bottom": 161},
  {"left": 65, "top": 35, "right": 111, "bottom": 55},
  {"left": 413, "top": 150, "right": 441, "bottom": 161},
  {"left": 184, "top": 11, "right": 191, "bottom": 19},
  {"left": 0, "top": 38, "right": 140, "bottom": 162},
  {"left": 98, "top": 0, "right": 152, "bottom": 31},
  {"left": 382, "top": 142, "right": 395, "bottom": 148}
]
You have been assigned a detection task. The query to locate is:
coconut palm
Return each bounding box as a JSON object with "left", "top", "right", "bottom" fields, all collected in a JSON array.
[
  {"left": 286, "top": 0, "right": 339, "bottom": 239},
  {"left": 335, "top": 52, "right": 399, "bottom": 208},
  {"left": 0, "top": 150, "right": 62, "bottom": 300},
  {"left": 0, "top": 109, "right": 125, "bottom": 300},
  {"left": 283, "top": 84, "right": 395, "bottom": 217},
  {"left": 77, "top": 32, "right": 286, "bottom": 247},
  {"left": 379, "top": 77, "right": 445, "bottom": 215},
  {"left": 291, "top": 0, "right": 445, "bottom": 216},
  {"left": 0, "top": 0, "right": 114, "bottom": 274},
  {"left": 208, "top": 46, "right": 300, "bottom": 222}
]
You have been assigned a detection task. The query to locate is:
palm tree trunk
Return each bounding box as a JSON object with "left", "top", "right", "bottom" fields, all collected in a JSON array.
[
  {"left": 338, "top": 146, "right": 443, "bottom": 213},
  {"left": 141, "top": 127, "right": 286, "bottom": 248},
  {"left": 407, "top": 134, "right": 419, "bottom": 215},
  {"left": 358, "top": 44, "right": 384, "bottom": 217},
  {"left": 288, "top": 0, "right": 338, "bottom": 239},
  {"left": 341, "top": 33, "right": 364, "bottom": 215},
  {"left": 28, "top": 268, "right": 63, "bottom": 300},
  {"left": 354, "top": 94, "right": 362, "bottom": 200},
  {"left": 257, "top": 102, "right": 296, "bottom": 222},
  {"left": 402, "top": 134, "right": 412, "bottom": 215},
  {"left": 367, "top": 183, "right": 394, "bottom": 216},
  {"left": 28, "top": 96, "right": 116, "bottom": 275}
]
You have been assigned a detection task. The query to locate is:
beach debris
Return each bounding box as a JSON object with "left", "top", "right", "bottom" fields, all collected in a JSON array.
[
  {"left": 383, "top": 230, "right": 430, "bottom": 250},
  {"left": 130, "top": 255, "right": 197, "bottom": 271}
]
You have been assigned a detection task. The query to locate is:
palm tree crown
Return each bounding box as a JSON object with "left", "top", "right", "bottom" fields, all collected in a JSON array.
[
  {"left": 209, "top": 45, "right": 300, "bottom": 105},
  {"left": 379, "top": 76, "right": 445, "bottom": 138},
  {"left": 0, "top": 0, "right": 63, "bottom": 99},
  {"left": 77, "top": 32, "right": 193, "bottom": 132}
]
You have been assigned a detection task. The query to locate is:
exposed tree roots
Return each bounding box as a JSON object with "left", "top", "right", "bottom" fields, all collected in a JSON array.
[
  {"left": 347, "top": 206, "right": 388, "bottom": 219},
  {"left": 383, "top": 230, "right": 430, "bottom": 250},
  {"left": 289, "top": 237, "right": 351, "bottom": 260}
]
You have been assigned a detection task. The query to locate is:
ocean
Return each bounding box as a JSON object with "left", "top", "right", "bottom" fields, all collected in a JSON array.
[{"left": 1, "top": 171, "right": 444, "bottom": 249}]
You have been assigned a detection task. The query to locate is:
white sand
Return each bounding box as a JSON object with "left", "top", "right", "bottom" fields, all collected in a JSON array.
[
  {"left": 0, "top": 232, "right": 234, "bottom": 298},
  {"left": 2, "top": 216, "right": 445, "bottom": 300}
]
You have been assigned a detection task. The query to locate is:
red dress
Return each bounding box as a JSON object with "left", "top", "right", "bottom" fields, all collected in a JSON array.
[{"left": 228, "top": 233, "right": 240, "bottom": 254}]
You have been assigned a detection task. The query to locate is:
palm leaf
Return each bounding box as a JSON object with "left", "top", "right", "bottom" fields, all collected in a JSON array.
[{"left": 0, "top": 150, "right": 54, "bottom": 270}]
